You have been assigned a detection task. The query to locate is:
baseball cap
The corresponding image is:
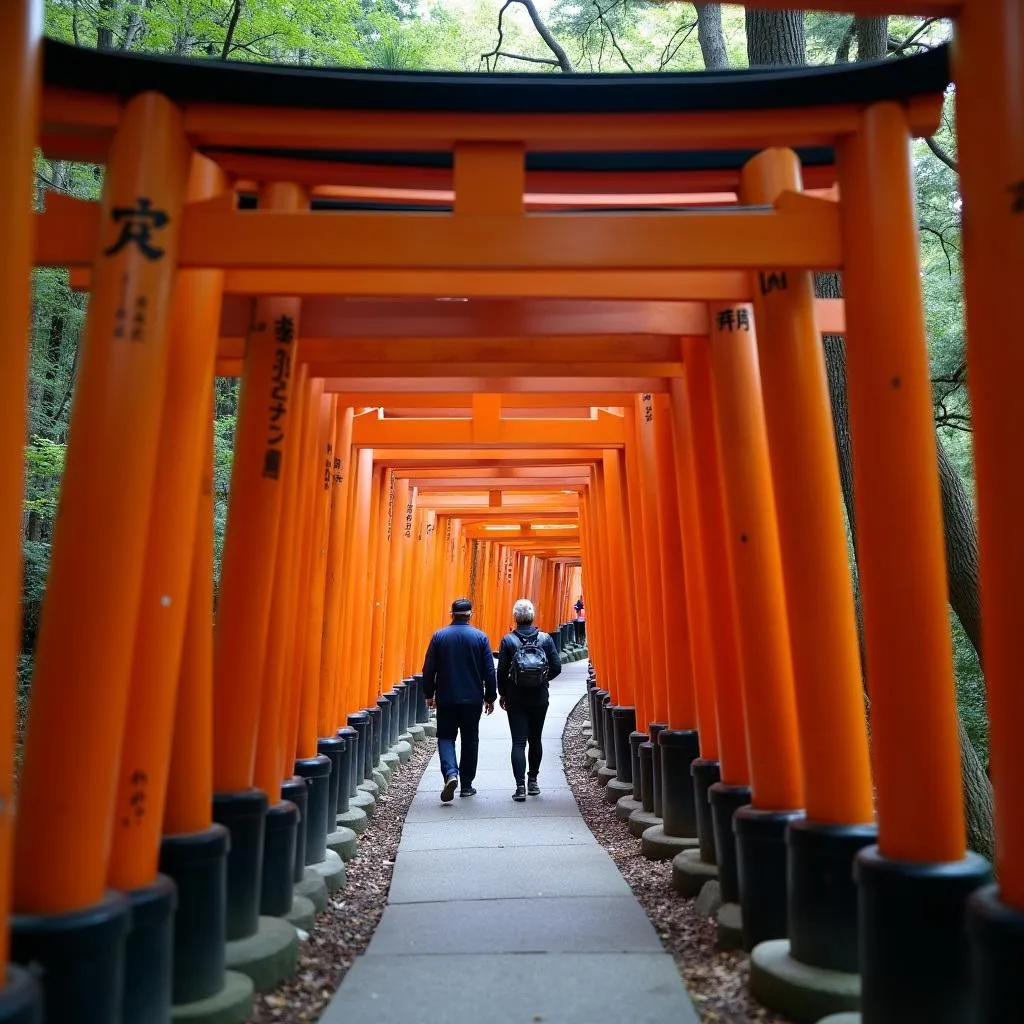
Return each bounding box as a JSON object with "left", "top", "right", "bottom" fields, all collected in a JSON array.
[{"left": 451, "top": 598, "right": 473, "bottom": 615}]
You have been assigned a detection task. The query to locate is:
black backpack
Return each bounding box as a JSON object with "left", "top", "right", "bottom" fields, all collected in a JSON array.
[{"left": 510, "top": 630, "right": 550, "bottom": 688}]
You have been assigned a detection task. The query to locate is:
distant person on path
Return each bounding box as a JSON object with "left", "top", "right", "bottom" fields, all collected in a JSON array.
[
  {"left": 421, "top": 597, "right": 497, "bottom": 802},
  {"left": 497, "top": 599, "right": 562, "bottom": 802},
  {"left": 574, "top": 595, "right": 584, "bottom": 617}
]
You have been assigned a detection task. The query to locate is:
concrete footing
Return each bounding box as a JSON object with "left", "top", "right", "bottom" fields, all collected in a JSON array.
[
  {"left": 423, "top": 721, "right": 437, "bottom": 738},
  {"left": 171, "top": 970, "right": 254, "bottom": 1024},
  {"left": 590, "top": 759, "right": 607, "bottom": 777},
  {"left": 615, "top": 796, "right": 643, "bottom": 823},
  {"left": 306, "top": 849, "right": 346, "bottom": 892},
  {"left": 408, "top": 725, "right": 426, "bottom": 743},
  {"left": 672, "top": 848, "right": 720, "bottom": 897},
  {"left": 816, "top": 1015, "right": 861, "bottom": 1024},
  {"left": 358, "top": 779, "right": 380, "bottom": 799},
  {"left": 225, "top": 916, "right": 299, "bottom": 992},
  {"left": 351, "top": 790, "right": 376, "bottom": 818},
  {"left": 749, "top": 939, "right": 861, "bottom": 1024},
  {"left": 604, "top": 778, "right": 633, "bottom": 805},
  {"left": 295, "top": 871, "right": 328, "bottom": 912},
  {"left": 596, "top": 765, "right": 616, "bottom": 785},
  {"left": 371, "top": 768, "right": 388, "bottom": 794},
  {"left": 336, "top": 806, "right": 369, "bottom": 835},
  {"left": 628, "top": 808, "right": 662, "bottom": 839},
  {"left": 694, "top": 880, "right": 723, "bottom": 919},
  {"left": 584, "top": 746, "right": 602, "bottom": 763},
  {"left": 284, "top": 895, "right": 316, "bottom": 931},
  {"left": 381, "top": 752, "right": 399, "bottom": 772},
  {"left": 326, "top": 827, "right": 358, "bottom": 861},
  {"left": 640, "top": 824, "right": 699, "bottom": 861},
  {"left": 717, "top": 902, "right": 743, "bottom": 951},
  {"left": 393, "top": 741, "right": 412, "bottom": 764}
]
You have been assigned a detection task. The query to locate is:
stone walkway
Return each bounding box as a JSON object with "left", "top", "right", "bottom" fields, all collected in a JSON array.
[{"left": 320, "top": 660, "right": 700, "bottom": 1024}]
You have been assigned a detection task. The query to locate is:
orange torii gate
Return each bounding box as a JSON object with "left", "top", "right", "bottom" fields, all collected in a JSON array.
[{"left": 0, "top": 3, "right": 1021, "bottom": 1023}]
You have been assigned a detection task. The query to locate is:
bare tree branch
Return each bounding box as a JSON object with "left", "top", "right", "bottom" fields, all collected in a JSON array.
[
  {"left": 222, "top": 0, "right": 244, "bottom": 60},
  {"left": 658, "top": 18, "right": 697, "bottom": 71},
  {"left": 925, "top": 134, "right": 959, "bottom": 174},
  {"left": 834, "top": 17, "right": 855, "bottom": 63},
  {"left": 482, "top": 0, "right": 575, "bottom": 73},
  {"left": 593, "top": 0, "right": 633, "bottom": 72},
  {"left": 890, "top": 16, "right": 939, "bottom": 56}
]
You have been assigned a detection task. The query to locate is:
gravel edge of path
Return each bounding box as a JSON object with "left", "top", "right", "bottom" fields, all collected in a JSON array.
[
  {"left": 561, "top": 695, "right": 793, "bottom": 1024},
  {"left": 249, "top": 735, "right": 437, "bottom": 1023}
]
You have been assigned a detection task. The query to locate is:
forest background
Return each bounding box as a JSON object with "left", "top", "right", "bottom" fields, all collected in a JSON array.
[{"left": 28, "top": 0, "right": 982, "bottom": 844}]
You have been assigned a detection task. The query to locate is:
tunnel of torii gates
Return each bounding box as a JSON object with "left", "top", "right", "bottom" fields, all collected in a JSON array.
[{"left": 0, "top": 0, "right": 1021, "bottom": 1023}]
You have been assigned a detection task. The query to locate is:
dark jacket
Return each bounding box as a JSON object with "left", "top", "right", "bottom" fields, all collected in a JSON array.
[
  {"left": 421, "top": 621, "right": 497, "bottom": 706},
  {"left": 497, "top": 625, "right": 562, "bottom": 706}
]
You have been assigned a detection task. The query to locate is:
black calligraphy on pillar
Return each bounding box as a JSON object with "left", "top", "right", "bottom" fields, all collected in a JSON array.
[
  {"left": 405, "top": 500, "right": 414, "bottom": 539},
  {"left": 386, "top": 478, "right": 395, "bottom": 542},
  {"left": 716, "top": 308, "right": 750, "bottom": 333},
  {"left": 323, "top": 443, "right": 332, "bottom": 492},
  {"left": 121, "top": 769, "right": 149, "bottom": 827},
  {"left": 333, "top": 456, "right": 343, "bottom": 487},
  {"left": 641, "top": 392, "right": 653, "bottom": 424},
  {"left": 262, "top": 315, "right": 295, "bottom": 481},
  {"left": 758, "top": 271, "right": 789, "bottom": 296},
  {"left": 105, "top": 198, "right": 169, "bottom": 260}
]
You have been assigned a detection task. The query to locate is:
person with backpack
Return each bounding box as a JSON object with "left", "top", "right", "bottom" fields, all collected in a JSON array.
[
  {"left": 421, "top": 597, "right": 497, "bottom": 802},
  {"left": 496, "top": 599, "right": 562, "bottom": 802}
]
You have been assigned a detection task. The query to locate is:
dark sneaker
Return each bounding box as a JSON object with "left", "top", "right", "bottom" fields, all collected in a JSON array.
[
  {"left": 459, "top": 786, "right": 477, "bottom": 798},
  {"left": 441, "top": 776, "right": 458, "bottom": 803},
  {"left": 527, "top": 776, "right": 540, "bottom": 796},
  {"left": 513, "top": 785, "right": 527, "bottom": 802}
]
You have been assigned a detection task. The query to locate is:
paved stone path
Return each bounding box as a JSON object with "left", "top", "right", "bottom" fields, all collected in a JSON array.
[{"left": 320, "top": 660, "right": 700, "bottom": 1024}]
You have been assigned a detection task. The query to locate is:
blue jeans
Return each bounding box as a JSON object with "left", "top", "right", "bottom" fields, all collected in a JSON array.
[{"left": 436, "top": 703, "right": 483, "bottom": 785}]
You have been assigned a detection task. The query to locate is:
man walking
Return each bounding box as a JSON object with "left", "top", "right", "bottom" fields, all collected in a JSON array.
[
  {"left": 497, "top": 599, "right": 562, "bottom": 802},
  {"left": 421, "top": 598, "right": 497, "bottom": 802}
]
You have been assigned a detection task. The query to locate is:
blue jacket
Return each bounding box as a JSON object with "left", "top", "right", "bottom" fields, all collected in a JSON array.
[{"left": 421, "top": 622, "right": 497, "bottom": 706}]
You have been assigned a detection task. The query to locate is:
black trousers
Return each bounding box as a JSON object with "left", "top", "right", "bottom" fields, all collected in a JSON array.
[{"left": 506, "top": 702, "right": 549, "bottom": 784}]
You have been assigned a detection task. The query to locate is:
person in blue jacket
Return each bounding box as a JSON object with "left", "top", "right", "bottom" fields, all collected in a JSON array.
[{"left": 421, "top": 598, "right": 497, "bottom": 802}]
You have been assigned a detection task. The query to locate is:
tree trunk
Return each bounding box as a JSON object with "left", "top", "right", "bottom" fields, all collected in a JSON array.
[
  {"left": 855, "top": 15, "right": 889, "bottom": 61},
  {"left": 695, "top": 4, "right": 728, "bottom": 69},
  {"left": 745, "top": 10, "right": 805, "bottom": 67},
  {"left": 746, "top": 11, "right": 995, "bottom": 857},
  {"left": 97, "top": 0, "right": 116, "bottom": 49}
]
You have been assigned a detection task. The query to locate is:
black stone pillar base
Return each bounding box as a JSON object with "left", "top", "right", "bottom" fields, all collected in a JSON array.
[
  {"left": 294, "top": 755, "right": 332, "bottom": 867},
  {"left": 691, "top": 759, "right": 721, "bottom": 864},
  {"left": 0, "top": 966, "right": 40, "bottom": 1024},
  {"left": 335, "top": 727, "right": 357, "bottom": 813},
  {"left": 122, "top": 873, "right": 177, "bottom": 1024},
  {"left": 659, "top": 730, "right": 700, "bottom": 838},
  {"left": 10, "top": 890, "right": 130, "bottom": 1024},
  {"left": 376, "top": 698, "right": 391, "bottom": 756},
  {"left": 735, "top": 806, "right": 805, "bottom": 952},
  {"left": 638, "top": 740, "right": 654, "bottom": 812},
  {"left": 317, "top": 736, "right": 345, "bottom": 821},
  {"left": 159, "top": 824, "right": 230, "bottom": 1005},
  {"left": 365, "top": 706, "right": 383, "bottom": 769},
  {"left": 412, "top": 674, "right": 429, "bottom": 724},
  {"left": 611, "top": 707, "right": 636, "bottom": 784},
  {"left": 857, "top": 845, "right": 990, "bottom": 1024},
  {"left": 346, "top": 712, "right": 370, "bottom": 786},
  {"left": 788, "top": 819, "right": 877, "bottom": 973},
  {"left": 259, "top": 800, "right": 299, "bottom": 918},
  {"left": 649, "top": 723, "right": 667, "bottom": 818},
  {"left": 592, "top": 690, "right": 608, "bottom": 756},
  {"left": 968, "top": 882, "right": 1024, "bottom": 1024},
  {"left": 280, "top": 777, "right": 307, "bottom": 885},
  {"left": 629, "top": 731, "right": 646, "bottom": 803},
  {"left": 212, "top": 788, "right": 269, "bottom": 940},
  {"left": 708, "top": 782, "right": 751, "bottom": 904},
  {"left": 602, "top": 699, "right": 616, "bottom": 771}
]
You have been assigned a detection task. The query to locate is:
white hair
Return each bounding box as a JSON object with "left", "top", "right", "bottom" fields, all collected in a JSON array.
[{"left": 513, "top": 599, "right": 535, "bottom": 625}]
